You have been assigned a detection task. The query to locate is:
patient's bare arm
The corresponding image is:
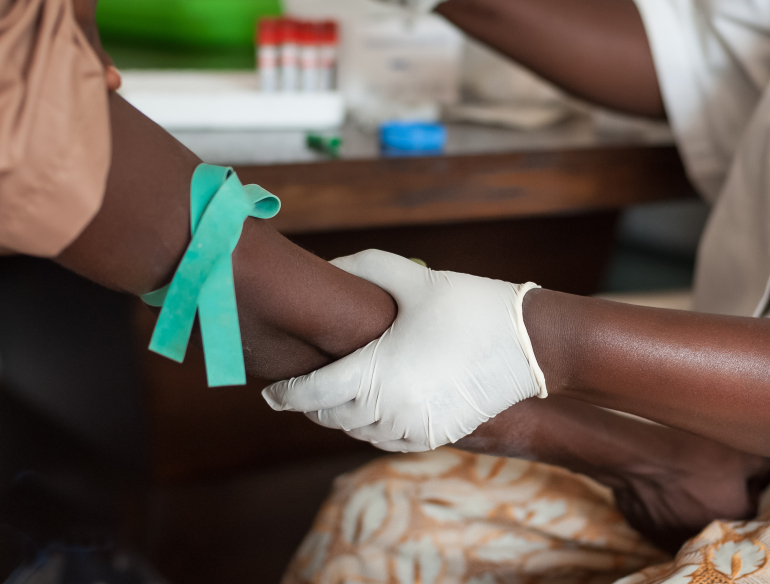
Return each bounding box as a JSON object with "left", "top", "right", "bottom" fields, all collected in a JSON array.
[
  {"left": 57, "top": 94, "right": 397, "bottom": 380},
  {"left": 436, "top": 0, "right": 664, "bottom": 118}
]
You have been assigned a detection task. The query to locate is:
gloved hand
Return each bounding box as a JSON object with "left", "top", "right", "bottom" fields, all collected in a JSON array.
[{"left": 262, "top": 250, "right": 547, "bottom": 452}]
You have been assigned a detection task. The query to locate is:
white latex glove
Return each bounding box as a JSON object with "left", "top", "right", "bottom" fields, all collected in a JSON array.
[{"left": 262, "top": 250, "right": 547, "bottom": 452}]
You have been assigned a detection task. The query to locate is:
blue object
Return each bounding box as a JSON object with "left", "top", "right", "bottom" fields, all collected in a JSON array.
[
  {"left": 141, "top": 164, "right": 280, "bottom": 387},
  {"left": 379, "top": 121, "right": 447, "bottom": 156}
]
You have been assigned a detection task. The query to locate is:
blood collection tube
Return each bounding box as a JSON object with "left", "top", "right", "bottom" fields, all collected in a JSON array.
[
  {"left": 257, "top": 18, "right": 279, "bottom": 92},
  {"left": 279, "top": 18, "right": 300, "bottom": 92},
  {"left": 317, "top": 21, "right": 338, "bottom": 91},
  {"left": 299, "top": 21, "right": 319, "bottom": 92}
]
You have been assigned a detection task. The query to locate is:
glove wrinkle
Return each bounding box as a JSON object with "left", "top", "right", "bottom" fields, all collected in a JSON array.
[{"left": 263, "top": 250, "right": 545, "bottom": 452}]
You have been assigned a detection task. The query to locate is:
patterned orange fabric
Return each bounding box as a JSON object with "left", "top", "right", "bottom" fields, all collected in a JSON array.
[
  {"left": 283, "top": 449, "right": 770, "bottom": 584},
  {"left": 617, "top": 521, "right": 770, "bottom": 584}
]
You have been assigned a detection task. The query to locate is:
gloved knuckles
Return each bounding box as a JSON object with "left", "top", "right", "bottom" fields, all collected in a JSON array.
[{"left": 265, "top": 250, "right": 540, "bottom": 452}]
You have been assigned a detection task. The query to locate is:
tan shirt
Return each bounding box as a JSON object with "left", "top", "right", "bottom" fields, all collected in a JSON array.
[{"left": 0, "top": 0, "right": 109, "bottom": 257}]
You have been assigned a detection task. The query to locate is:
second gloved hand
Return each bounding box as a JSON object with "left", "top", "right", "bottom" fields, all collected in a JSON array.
[{"left": 262, "top": 250, "right": 547, "bottom": 452}]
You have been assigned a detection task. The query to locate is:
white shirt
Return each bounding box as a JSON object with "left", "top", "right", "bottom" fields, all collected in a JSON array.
[{"left": 633, "top": 0, "right": 770, "bottom": 316}]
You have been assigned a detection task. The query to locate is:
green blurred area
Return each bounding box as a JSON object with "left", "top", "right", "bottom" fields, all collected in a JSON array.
[{"left": 97, "top": 0, "right": 283, "bottom": 69}]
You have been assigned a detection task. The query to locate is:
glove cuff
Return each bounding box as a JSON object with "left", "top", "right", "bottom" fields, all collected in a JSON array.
[{"left": 513, "top": 282, "right": 549, "bottom": 399}]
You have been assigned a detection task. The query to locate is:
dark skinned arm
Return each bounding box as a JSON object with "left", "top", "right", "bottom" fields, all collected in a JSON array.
[
  {"left": 436, "top": 0, "right": 665, "bottom": 118},
  {"left": 518, "top": 290, "right": 770, "bottom": 458},
  {"left": 57, "top": 94, "right": 397, "bottom": 380}
]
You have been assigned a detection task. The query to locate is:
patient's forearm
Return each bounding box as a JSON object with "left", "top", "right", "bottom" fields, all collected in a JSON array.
[
  {"left": 231, "top": 220, "right": 398, "bottom": 378},
  {"left": 436, "top": 0, "right": 664, "bottom": 118},
  {"left": 57, "top": 94, "right": 194, "bottom": 294},
  {"left": 57, "top": 93, "right": 396, "bottom": 380}
]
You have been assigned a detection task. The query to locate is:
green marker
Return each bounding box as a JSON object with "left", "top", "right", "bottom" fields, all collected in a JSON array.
[{"left": 307, "top": 133, "right": 342, "bottom": 158}]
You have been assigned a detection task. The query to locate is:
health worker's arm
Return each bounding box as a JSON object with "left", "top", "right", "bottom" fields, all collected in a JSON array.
[
  {"left": 523, "top": 289, "right": 770, "bottom": 458},
  {"left": 436, "top": 0, "right": 665, "bottom": 118},
  {"left": 255, "top": 249, "right": 770, "bottom": 552},
  {"left": 266, "top": 252, "right": 770, "bottom": 457}
]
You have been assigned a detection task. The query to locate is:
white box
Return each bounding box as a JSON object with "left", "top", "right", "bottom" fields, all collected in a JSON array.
[
  {"left": 341, "top": 14, "right": 464, "bottom": 121},
  {"left": 119, "top": 70, "right": 346, "bottom": 131}
]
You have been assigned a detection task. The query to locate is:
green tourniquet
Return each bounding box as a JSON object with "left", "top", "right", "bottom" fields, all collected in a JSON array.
[{"left": 142, "top": 164, "right": 280, "bottom": 387}]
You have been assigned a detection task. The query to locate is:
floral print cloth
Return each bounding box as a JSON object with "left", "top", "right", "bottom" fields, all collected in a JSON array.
[{"left": 282, "top": 448, "right": 770, "bottom": 584}]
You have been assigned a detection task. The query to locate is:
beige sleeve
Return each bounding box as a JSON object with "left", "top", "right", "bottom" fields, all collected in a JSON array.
[
  {"left": 632, "top": 0, "right": 770, "bottom": 203},
  {"left": 0, "top": 0, "right": 110, "bottom": 257}
]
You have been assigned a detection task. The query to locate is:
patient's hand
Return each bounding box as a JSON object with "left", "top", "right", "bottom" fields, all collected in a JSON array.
[
  {"left": 610, "top": 435, "right": 770, "bottom": 554},
  {"left": 456, "top": 397, "right": 770, "bottom": 554}
]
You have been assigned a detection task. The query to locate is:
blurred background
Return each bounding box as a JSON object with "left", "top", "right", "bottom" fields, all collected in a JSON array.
[{"left": 0, "top": 0, "right": 706, "bottom": 582}]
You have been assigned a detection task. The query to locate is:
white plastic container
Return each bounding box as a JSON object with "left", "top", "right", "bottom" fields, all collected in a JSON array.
[
  {"left": 341, "top": 13, "right": 463, "bottom": 125},
  {"left": 119, "top": 71, "right": 345, "bottom": 130}
]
